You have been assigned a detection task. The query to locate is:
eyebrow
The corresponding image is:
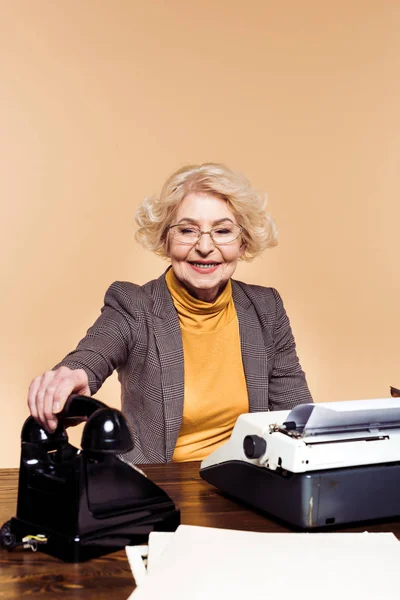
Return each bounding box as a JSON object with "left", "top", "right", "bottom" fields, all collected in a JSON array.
[{"left": 176, "top": 217, "right": 235, "bottom": 225}]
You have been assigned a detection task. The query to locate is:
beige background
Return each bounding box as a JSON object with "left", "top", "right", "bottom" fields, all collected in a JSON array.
[{"left": 1, "top": 1, "right": 399, "bottom": 467}]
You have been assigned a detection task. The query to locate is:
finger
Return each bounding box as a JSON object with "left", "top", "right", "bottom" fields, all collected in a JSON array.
[
  {"left": 36, "top": 371, "right": 58, "bottom": 429},
  {"left": 51, "top": 368, "right": 77, "bottom": 413},
  {"left": 28, "top": 376, "right": 42, "bottom": 420},
  {"left": 42, "top": 385, "right": 59, "bottom": 432},
  {"left": 43, "top": 373, "right": 80, "bottom": 431},
  {"left": 42, "top": 370, "right": 71, "bottom": 431},
  {"left": 52, "top": 377, "right": 77, "bottom": 414},
  {"left": 52, "top": 367, "right": 90, "bottom": 413}
]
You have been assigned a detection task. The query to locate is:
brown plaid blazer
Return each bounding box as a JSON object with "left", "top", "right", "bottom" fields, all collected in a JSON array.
[{"left": 57, "top": 270, "right": 313, "bottom": 463}]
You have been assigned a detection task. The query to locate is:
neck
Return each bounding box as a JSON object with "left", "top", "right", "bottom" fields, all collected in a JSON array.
[{"left": 183, "top": 281, "right": 228, "bottom": 303}]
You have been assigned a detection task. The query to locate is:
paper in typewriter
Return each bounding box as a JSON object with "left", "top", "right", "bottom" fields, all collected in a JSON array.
[
  {"left": 286, "top": 397, "right": 400, "bottom": 436},
  {"left": 130, "top": 525, "right": 400, "bottom": 599}
]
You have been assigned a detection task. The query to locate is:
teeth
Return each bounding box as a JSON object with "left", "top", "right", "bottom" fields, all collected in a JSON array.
[{"left": 191, "top": 263, "right": 218, "bottom": 269}]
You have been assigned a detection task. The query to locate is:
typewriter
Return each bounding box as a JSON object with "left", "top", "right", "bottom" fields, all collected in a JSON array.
[{"left": 200, "top": 394, "right": 400, "bottom": 529}]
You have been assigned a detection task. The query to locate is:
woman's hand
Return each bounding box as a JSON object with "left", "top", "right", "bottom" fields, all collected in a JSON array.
[{"left": 27, "top": 366, "right": 90, "bottom": 432}]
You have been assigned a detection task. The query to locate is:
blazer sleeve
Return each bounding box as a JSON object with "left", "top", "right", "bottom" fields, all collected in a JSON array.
[
  {"left": 268, "top": 288, "right": 313, "bottom": 410},
  {"left": 53, "top": 282, "right": 137, "bottom": 394}
]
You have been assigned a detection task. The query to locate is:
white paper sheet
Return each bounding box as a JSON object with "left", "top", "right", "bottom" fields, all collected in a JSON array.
[
  {"left": 146, "top": 531, "right": 175, "bottom": 574},
  {"left": 126, "top": 532, "right": 175, "bottom": 596},
  {"left": 285, "top": 397, "right": 400, "bottom": 435},
  {"left": 126, "top": 544, "right": 148, "bottom": 588},
  {"left": 129, "top": 525, "right": 400, "bottom": 600}
]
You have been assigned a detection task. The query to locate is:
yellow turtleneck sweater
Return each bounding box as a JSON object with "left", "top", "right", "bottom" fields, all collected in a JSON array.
[{"left": 166, "top": 269, "right": 249, "bottom": 462}]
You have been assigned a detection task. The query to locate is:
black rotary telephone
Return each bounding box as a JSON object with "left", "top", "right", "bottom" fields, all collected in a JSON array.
[{"left": 0, "top": 396, "right": 180, "bottom": 562}]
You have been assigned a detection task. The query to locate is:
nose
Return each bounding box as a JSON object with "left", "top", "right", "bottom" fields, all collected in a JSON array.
[{"left": 195, "top": 231, "right": 215, "bottom": 254}]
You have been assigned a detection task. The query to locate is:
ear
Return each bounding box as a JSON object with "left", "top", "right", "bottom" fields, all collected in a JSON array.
[{"left": 238, "top": 241, "right": 246, "bottom": 258}]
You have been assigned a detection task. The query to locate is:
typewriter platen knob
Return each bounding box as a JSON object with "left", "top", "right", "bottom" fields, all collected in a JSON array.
[{"left": 243, "top": 435, "right": 267, "bottom": 459}]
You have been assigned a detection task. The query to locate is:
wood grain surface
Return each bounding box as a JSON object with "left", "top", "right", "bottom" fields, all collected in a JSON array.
[{"left": 1, "top": 464, "right": 400, "bottom": 599}]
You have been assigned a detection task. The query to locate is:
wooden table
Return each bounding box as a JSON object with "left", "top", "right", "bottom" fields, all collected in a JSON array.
[{"left": 2, "top": 464, "right": 400, "bottom": 599}]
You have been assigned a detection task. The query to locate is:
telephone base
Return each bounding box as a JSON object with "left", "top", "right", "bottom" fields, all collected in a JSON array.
[{"left": 7, "top": 507, "right": 180, "bottom": 562}]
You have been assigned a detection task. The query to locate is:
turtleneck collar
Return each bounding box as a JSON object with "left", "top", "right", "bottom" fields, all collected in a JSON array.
[{"left": 165, "top": 268, "right": 232, "bottom": 315}]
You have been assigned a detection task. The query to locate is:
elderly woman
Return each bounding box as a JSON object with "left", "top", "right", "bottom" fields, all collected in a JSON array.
[{"left": 28, "top": 163, "right": 312, "bottom": 463}]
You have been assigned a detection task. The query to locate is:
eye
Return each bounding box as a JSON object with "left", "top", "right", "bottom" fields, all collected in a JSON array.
[
  {"left": 178, "top": 226, "right": 198, "bottom": 235},
  {"left": 214, "top": 227, "right": 232, "bottom": 235}
]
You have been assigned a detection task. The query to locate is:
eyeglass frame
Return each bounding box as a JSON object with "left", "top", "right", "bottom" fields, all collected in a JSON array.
[{"left": 167, "top": 223, "right": 243, "bottom": 246}]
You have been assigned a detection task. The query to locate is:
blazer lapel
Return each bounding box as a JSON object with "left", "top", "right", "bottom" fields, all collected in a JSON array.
[
  {"left": 232, "top": 280, "right": 270, "bottom": 412},
  {"left": 151, "top": 270, "right": 184, "bottom": 461}
]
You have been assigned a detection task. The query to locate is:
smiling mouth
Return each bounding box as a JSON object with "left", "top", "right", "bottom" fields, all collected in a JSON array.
[{"left": 189, "top": 262, "right": 220, "bottom": 269}]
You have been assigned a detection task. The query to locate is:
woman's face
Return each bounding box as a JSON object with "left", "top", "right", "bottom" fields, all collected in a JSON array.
[{"left": 166, "top": 192, "right": 245, "bottom": 302}]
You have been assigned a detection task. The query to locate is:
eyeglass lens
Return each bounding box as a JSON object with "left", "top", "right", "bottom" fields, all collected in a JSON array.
[{"left": 170, "top": 224, "right": 241, "bottom": 244}]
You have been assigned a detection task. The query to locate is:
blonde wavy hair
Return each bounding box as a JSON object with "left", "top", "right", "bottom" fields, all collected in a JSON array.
[{"left": 135, "top": 163, "right": 278, "bottom": 261}]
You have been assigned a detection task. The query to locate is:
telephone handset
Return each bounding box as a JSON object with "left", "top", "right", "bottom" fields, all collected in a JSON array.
[
  {"left": 22, "top": 394, "right": 134, "bottom": 455},
  {"left": 60, "top": 393, "right": 106, "bottom": 417}
]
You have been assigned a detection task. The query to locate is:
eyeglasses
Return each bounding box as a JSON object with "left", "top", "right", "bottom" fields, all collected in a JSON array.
[{"left": 168, "top": 223, "right": 243, "bottom": 245}]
